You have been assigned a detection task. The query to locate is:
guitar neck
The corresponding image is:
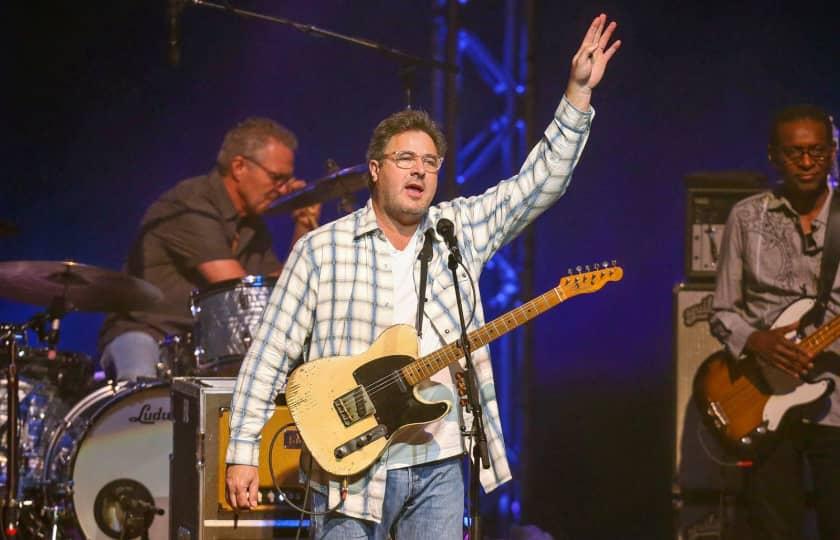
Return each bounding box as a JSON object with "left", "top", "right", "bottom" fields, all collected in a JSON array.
[
  {"left": 400, "top": 285, "right": 565, "bottom": 386},
  {"left": 801, "top": 312, "right": 840, "bottom": 356}
]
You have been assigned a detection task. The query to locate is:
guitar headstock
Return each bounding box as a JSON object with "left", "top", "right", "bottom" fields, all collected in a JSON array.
[{"left": 557, "top": 261, "right": 624, "bottom": 299}]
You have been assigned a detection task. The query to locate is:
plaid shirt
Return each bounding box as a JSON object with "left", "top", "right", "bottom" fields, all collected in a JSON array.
[{"left": 227, "top": 96, "right": 593, "bottom": 522}]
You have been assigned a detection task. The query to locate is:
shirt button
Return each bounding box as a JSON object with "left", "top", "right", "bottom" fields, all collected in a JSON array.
[{"left": 445, "top": 329, "right": 450, "bottom": 334}]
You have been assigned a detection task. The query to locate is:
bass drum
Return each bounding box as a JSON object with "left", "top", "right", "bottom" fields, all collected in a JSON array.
[{"left": 43, "top": 381, "right": 172, "bottom": 539}]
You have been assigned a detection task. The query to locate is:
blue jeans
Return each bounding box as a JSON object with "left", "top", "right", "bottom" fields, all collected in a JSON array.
[
  {"left": 100, "top": 331, "right": 159, "bottom": 381},
  {"left": 309, "top": 456, "right": 465, "bottom": 540}
]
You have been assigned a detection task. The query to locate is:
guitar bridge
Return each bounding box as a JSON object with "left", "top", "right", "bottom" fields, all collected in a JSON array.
[{"left": 334, "top": 386, "right": 376, "bottom": 427}]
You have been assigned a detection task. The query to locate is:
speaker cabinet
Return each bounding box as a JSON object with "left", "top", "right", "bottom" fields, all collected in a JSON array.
[
  {"left": 672, "top": 283, "right": 749, "bottom": 539},
  {"left": 673, "top": 282, "right": 725, "bottom": 487}
]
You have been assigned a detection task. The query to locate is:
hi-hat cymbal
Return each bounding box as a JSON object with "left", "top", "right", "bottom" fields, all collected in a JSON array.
[
  {"left": 266, "top": 163, "right": 368, "bottom": 215},
  {"left": 0, "top": 260, "right": 163, "bottom": 312}
]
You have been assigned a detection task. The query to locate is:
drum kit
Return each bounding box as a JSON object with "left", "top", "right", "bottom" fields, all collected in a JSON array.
[
  {"left": 0, "top": 267, "right": 286, "bottom": 539},
  {"left": 0, "top": 165, "right": 368, "bottom": 538}
]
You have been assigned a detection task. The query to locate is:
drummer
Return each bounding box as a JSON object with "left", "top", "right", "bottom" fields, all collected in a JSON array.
[{"left": 99, "top": 118, "right": 320, "bottom": 381}]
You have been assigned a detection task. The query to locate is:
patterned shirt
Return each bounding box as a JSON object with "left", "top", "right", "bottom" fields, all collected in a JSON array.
[
  {"left": 226, "top": 96, "right": 593, "bottom": 521},
  {"left": 710, "top": 188, "right": 840, "bottom": 426}
]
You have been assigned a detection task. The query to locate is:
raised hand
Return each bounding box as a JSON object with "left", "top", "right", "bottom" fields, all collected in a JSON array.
[{"left": 566, "top": 14, "right": 621, "bottom": 111}]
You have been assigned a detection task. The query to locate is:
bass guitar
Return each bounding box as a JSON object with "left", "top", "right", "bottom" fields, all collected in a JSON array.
[
  {"left": 693, "top": 297, "right": 836, "bottom": 455},
  {"left": 285, "top": 264, "right": 623, "bottom": 476}
]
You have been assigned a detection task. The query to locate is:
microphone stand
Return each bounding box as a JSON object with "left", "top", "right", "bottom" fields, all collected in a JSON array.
[
  {"left": 187, "top": 1, "right": 458, "bottom": 109},
  {"left": 444, "top": 249, "right": 489, "bottom": 540}
]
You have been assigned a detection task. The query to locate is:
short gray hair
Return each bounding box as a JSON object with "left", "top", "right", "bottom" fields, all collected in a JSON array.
[{"left": 217, "top": 117, "right": 298, "bottom": 175}]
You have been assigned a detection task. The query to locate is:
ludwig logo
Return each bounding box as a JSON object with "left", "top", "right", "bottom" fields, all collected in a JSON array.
[
  {"left": 129, "top": 404, "right": 173, "bottom": 424},
  {"left": 683, "top": 294, "right": 714, "bottom": 327}
]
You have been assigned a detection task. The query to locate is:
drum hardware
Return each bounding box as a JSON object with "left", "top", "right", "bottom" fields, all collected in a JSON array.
[
  {"left": 158, "top": 333, "right": 195, "bottom": 379},
  {"left": 3, "top": 321, "right": 28, "bottom": 536},
  {"left": 93, "top": 478, "right": 164, "bottom": 540},
  {"left": 2, "top": 309, "right": 71, "bottom": 537}
]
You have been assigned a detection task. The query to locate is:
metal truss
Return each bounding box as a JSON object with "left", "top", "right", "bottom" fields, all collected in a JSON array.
[{"left": 432, "top": 0, "right": 536, "bottom": 531}]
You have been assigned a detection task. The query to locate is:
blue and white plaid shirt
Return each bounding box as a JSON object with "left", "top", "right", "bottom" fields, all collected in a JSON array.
[{"left": 227, "top": 96, "right": 593, "bottom": 522}]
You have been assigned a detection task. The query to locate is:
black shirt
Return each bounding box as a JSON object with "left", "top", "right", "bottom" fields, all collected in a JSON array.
[{"left": 99, "top": 170, "right": 281, "bottom": 348}]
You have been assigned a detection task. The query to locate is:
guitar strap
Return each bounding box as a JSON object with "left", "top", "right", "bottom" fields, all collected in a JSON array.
[
  {"left": 415, "top": 229, "right": 435, "bottom": 337},
  {"left": 813, "top": 189, "right": 840, "bottom": 325}
]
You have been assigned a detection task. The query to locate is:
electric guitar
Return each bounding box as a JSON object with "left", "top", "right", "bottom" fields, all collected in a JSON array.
[
  {"left": 285, "top": 264, "right": 624, "bottom": 476},
  {"left": 693, "top": 298, "right": 837, "bottom": 456}
]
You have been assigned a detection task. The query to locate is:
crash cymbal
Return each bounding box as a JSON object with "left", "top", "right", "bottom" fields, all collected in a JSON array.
[
  {"left": 266, "top": 163, "right": 368, "bottom": 215},
  {"left": 0, "top": 260, "right": 163, "bottom": 312}
]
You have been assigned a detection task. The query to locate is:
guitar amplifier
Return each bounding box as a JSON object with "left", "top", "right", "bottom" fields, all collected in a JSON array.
[
  {"left": 170, "top": 377, "right": 307, "bottom": 540},
  {"left": 684, "top": 171, "right": 765, "bottom": 281},
  {"left": 672, "top": 284, "right": 749, "bottom": 538}
]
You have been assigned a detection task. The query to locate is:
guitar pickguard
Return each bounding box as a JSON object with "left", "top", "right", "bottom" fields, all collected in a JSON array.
[{"left": 336, "top": 354, "right": 448, "bottom": 452}]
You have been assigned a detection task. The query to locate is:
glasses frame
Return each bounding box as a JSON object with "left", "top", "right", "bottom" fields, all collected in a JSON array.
[
  {"left": 241, "top": 155, "right": 294, "bottom": 185},
  {"left": 774, "top": 144, "right": 834, "bottom": 163},
  {"left": 380, "top": 151, "right": 444, "bottom": 173}
]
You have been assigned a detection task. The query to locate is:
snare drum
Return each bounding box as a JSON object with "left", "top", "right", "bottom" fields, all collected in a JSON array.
[
  {"left": 191, "top": 275, "right": 276, "bottom": 374},
  {"left": 43, "top": 381, "right": 172, "bottom": 539}
]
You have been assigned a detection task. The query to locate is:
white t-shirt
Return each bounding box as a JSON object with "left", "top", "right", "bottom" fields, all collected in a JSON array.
[{"left": 383, "top": 233, "right": 466, "bottom": 469}]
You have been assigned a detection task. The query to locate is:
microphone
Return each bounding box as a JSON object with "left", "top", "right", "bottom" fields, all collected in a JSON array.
[
  {"left": 436, "top": 218, "right": 461, "bottom": 263},
  {"left": 167, "top": 0, "right": 185, "bottom": 67},
  {"left": 118, "top": 494, "right": 165, "bottom": 516}
]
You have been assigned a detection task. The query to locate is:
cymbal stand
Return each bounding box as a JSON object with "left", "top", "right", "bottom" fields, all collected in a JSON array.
[
  {"left": 2, "top": 297, "right": 67, "bottom": 538},
  {"left": 45, "top": 504, "right": 61, "bottom": 540},
  {"left": 2, "top": 324, "right": 23, "bottom": 537}
]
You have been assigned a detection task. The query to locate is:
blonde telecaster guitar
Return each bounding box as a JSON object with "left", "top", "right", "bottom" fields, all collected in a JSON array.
[{"left": 285, "top": 264, "right": 624, "bottom": 476}]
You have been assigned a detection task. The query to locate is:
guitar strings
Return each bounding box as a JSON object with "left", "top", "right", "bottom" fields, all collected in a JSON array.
[{"left": 350, "top": 291, "right": 567, "bottom": 402}]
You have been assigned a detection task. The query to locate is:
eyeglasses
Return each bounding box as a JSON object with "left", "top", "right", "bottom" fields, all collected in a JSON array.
[
  {"left": 775, "top": 145, "right": 833, "bottom": 162},
  {"left": 241, "top": 155, "right": 294, "bottom": 184},
  {"left": 380, "top": 151, "right": 444, "bottom": 173}
]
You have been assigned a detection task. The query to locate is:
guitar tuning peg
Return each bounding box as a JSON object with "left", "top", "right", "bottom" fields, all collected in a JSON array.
[
  {"left": 567, "top": 268, "right": 573, "bottom": 276},
  {"left": 602, "top": 260, "right": 608, "bottom": 268},
  {"left": 611, "top": 259, "right": 617, "bottom": 266},
  {"left": 585, "top": 265, "right": 591, "bottom": 272},
  {"left": 575, "top": 265, "right": 582, "bottom": 273},
  {"left": 593, "top": 263, "right": 600, "bottom": 269}
]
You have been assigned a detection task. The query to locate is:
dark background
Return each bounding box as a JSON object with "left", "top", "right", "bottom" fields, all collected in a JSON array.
[{"left": 3, "top": 2, "right": 839, "bottom": 539}]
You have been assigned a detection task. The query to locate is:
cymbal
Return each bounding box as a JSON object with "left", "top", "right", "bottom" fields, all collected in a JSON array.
[
  {"left": 266, "top": 163, "right": 368, "bottom": 215},
  {"left": 0, "top": 260, "right": 163, "bottom": 312}
]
